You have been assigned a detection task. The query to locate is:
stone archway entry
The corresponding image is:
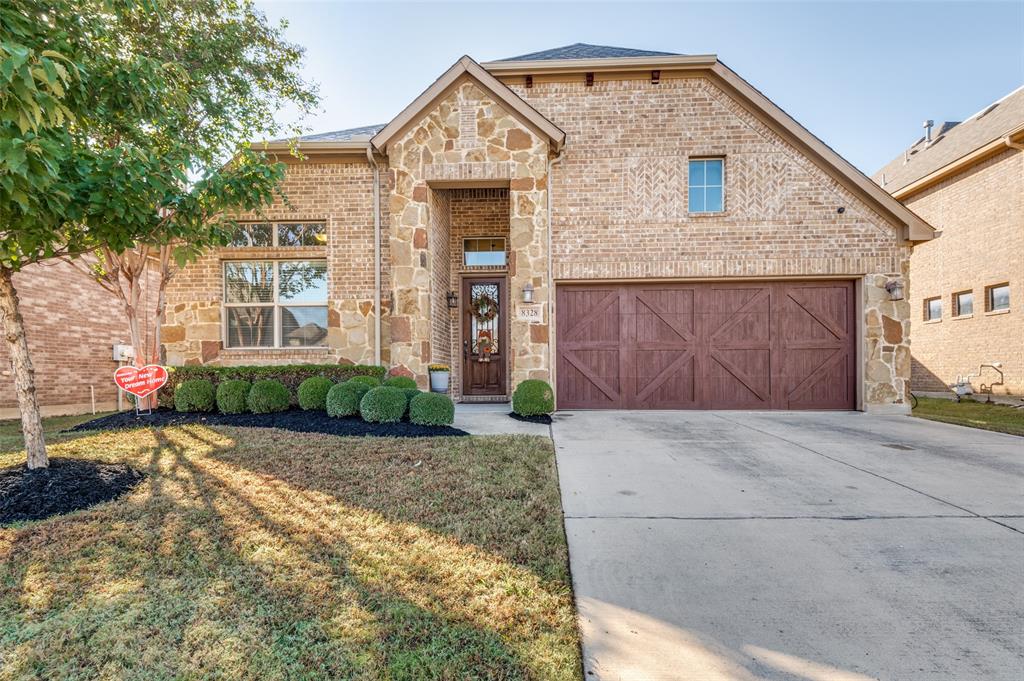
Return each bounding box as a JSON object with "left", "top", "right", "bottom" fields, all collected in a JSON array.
[{"left": 462, "top": 276, "right": 508, "bottom": 397}]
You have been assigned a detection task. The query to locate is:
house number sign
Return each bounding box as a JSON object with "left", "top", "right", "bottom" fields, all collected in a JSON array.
[{"left": 516, "top": 304, "right": 544, "bottom": 323}]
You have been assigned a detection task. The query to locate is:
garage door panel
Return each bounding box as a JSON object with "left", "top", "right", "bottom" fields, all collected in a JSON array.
[
  {"left": 559, "top": 349, "right": 623, "bottom": 409},
  {"left": 784, "top": 348, "right": 852, "bottom": 408},
  {"left": 633, "top": 349, "right": 697, "bottom": 407},
  {"left": 633, "top": 289, "right": 696, "bottom": 344},
  {"left": 708, "top": 349, "right": 772, "bottom": 408},
  {"left": 560, "top": 288, "right": 621, "bottom": 343}
]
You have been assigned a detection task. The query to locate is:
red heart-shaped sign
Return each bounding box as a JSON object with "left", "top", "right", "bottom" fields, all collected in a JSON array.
[{"left": 114, "top": 365, "right": 169, "bottom": 398}]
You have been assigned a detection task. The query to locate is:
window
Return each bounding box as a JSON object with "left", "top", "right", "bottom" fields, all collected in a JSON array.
[
  {"left": 986, "top": 283, "right": 1010, "bottom": 312},
  {"left": 953, "top": 291, "right": 973, "bottom": 317},
  {"left": 463, "top": 237, "right": 507, "bottom": 267},
  {"left": 924, "top": 296, "right": 942, "bottom": 321},
  {"left": 223, "top": 260, "right": 328, "bottom": 348},
  {"left": 688, "top": 158, "right": 724, "bottom": 213},
  {"left": 229, "top": 222, "right": 326, "bottom": 248}
]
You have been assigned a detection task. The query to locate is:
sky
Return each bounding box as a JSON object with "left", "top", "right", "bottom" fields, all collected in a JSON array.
[{"left": 254, "top": 0, "right": 1024, "bottom": 174}]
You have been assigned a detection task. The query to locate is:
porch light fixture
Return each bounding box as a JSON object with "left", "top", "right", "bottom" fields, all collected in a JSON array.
[
  {"left": 522, "top": 283, "right": 534, "bottom": 304},
  {"left": 885, "top": 280, "right": 905, "bottom": 301},
  {"left": 446, "top": 290, "right": 458, "bottom": 309}
]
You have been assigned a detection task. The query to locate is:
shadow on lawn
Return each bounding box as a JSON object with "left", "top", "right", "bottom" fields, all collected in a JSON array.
[{"left": 0, "top": 425, "right": 577, "bottom": 679}]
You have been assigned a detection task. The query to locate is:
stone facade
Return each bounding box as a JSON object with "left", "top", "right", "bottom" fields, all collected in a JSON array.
[{"left": 900, "top": 148, "right": 1022, "bottom": 395}]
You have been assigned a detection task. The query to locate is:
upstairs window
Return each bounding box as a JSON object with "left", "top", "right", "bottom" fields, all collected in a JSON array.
[
  {"left": 953, "top": 291, "right": 973, "bottom": 317},
  {"left": 229, "top": 222, "right": 326, "bottom": 248},
  {"left": 223, "top": 260, "right": 328, "bottom": 348},
  {"left": 463, "top": 237, "right": 507, "bottom": 267},
  {"left": 924, "top": 296, "right": 942, "bottom": 321},
  {"left": 688, "top": 158, "right": 724, "bottom": 213},
  {"left": 986, "top": 283, "right": 1010, "bottom": 312}
]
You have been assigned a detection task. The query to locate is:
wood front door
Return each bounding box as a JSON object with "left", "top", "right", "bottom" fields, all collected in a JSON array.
[
  {"left": 556, "top": 281, "right": 856, "bottom": 410},
  {"left": 462, "top": 277, "right": 507, "bottom": 396}
]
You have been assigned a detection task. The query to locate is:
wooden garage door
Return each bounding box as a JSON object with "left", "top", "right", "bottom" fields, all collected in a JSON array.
[{"left": 556, "top": 281, "right": 856, "bottom": 410}]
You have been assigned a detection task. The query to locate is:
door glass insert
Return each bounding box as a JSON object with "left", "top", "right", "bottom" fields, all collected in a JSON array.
[{"left": 469, "top": 283, "right": 500, "bottom": 361}]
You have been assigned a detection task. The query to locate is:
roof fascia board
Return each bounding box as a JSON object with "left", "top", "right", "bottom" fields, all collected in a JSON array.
[
  {"left": 371, "top": 56, "right": 565, "bottom": 154},
  {"left": 481, "top": 54, "right": 717, "bottom": 76},
  {"left": 260, "top": 140, "right": 370, "bottom": 154},
  {"left": 708, "top": 62, "right": 934, "bottom": 241}
]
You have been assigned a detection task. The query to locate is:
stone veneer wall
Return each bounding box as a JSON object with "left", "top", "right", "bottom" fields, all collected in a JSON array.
[
  {"left": 509, "top": 74, "right": 912, "bottom": 410},
  {"left": 162, "top": 159, "right": 391, "bottom": 367},
  {"left": 386, "top": 78, "right": 550, "bottom": 388}
]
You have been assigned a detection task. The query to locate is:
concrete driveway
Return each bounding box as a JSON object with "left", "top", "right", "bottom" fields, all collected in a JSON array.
[{"left": 552, "top": 411, "right": 1024, "bottom": 680}]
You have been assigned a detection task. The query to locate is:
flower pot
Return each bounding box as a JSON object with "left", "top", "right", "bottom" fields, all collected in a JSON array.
[{"left": 429, "top": 370, "right": 450, "bottom": 393}]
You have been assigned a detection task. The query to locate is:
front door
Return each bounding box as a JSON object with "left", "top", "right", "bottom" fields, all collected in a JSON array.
[{"left": 462, "top": 277, "right": 507, "bottom": 396}]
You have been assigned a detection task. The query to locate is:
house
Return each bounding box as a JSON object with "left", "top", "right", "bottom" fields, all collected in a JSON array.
[
  {"left": 160, "top": 44, "right": 935, "bottom": 412},
  {"left": 874, "top": 87, "right": 1023, "bottom": 396}
]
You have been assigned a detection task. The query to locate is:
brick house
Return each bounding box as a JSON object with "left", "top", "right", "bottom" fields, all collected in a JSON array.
[
  {"left": 162, "top": 44, "right": 935, "bottom": 412},
  {"left": 874, "top": 86, "right": 1022, "bottom": 396}
]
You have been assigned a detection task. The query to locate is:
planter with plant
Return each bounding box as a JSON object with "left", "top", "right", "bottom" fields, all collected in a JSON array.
[{"left": 428, "top": 364, "right": 451, "bottom": 393}]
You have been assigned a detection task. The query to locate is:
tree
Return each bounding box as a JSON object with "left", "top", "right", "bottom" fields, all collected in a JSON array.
[{"left": 0, "top": 0, "right": 316, "bottom": 465}]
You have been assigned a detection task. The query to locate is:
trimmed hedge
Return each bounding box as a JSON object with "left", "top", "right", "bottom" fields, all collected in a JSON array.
[
  {"left": 216, "top": 380, "right": 251, "bottom": 414},
  {"left": 297, "top": 376, "right": 333, "bottom": 411},
  {"left": 409, "top": 392, "right": 454, "bottom": 426},
  {"left": 359, "top": 386, "right": 407, "bottom": 423},
  {"left": 175, "top": 379, "right": 216, "bottom": 412},
  {"left": 158, "top": 364, "right": 385, "bottom": 408},
  {"left": 402, "top": 388, "right": 422, "bottom": 416},
  {"left": 383, "top": 375, "right": 418, "bottom": 390},
  {"left": 512, "top": 379, "right": 555, "bottom": 416},
  {"left": 247, "top": 380, "right": 291, "bottom": 414},
  {"left": 348, "top": 375, "right": 382, "bottom": 389},
  {"left": 326, "top": 380, "right": 370, "bottom": 418}
]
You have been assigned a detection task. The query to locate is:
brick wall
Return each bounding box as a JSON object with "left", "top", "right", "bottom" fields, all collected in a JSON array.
[
  {"left": 429, "top": 188, "right": 452, "bottom": 367},
  {"left": 0, "top": 258, "right": 158, "bottom": 417},
  {"left": 902, "top": 148, "right": 1023, "bottom": 395}
]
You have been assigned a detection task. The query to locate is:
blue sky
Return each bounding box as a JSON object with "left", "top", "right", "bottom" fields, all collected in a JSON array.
[{"left": 255, "top": 1, "right": 1024, "bottom": 173}]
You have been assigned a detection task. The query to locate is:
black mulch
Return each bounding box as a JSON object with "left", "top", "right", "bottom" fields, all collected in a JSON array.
[
  {"left": 0, "top": 458, "right": 145, "bottom": 525},
  {"left": 508, "top": 412, "right": 553, "bottom": 425},
  {"left": 68, "top": 408, "right": 468, "bottom": 438}
]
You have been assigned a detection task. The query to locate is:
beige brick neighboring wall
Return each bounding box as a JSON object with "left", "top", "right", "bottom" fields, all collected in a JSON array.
[
  {"left": 902, "top": 148, "right": 1023, "bottom": 395},
  {"left": 162, "top": 159, "right": 391, "bottom": 368}
]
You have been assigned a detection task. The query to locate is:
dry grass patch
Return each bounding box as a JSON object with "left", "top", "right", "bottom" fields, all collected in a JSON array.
[{"left": 0, "top": 426, "right": 579, "bottom": 679}]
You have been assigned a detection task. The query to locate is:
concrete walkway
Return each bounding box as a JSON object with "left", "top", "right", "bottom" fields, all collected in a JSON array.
[
  {"left": 552, "top": 410, "right": 1024, "bottom": 680},
  {"left": 453, "top": 402, "right": 550, "bottom": 436}
]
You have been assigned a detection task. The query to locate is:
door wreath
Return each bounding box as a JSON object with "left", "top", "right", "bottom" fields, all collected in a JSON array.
[{"left": 471, "top": 292, "right": 499, "bottom": 322}]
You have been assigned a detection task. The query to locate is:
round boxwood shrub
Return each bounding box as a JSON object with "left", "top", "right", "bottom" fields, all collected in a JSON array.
[
  {"left": 326, "top": 381, "right": 370, "bottom": 417},
  {"left": 247, "top": 380, "right": 290, "bottom": 414},
  {"left": 383, "top": 375, "right": 418, "bottom": 390},
  {"left": 409, "top": 392, "right": 454, "bottom": 426},
  {"left": 216, "top": 380, "right": 251, "bottom": 414},
  {"left": 174, "top": 379, "right": 215, "bottom": 413},
  {"left": 512, "top": 379, "right": 555, "bottom": 416},
  {"left": 402, "top": 388, "right": 422, "bottom": 415},
  {"left": 359, "top": 386, "right": 407, "bottom": 423},
  {"left": 348, "top": 375, "right": 382, "bottom": 389},
  {"left": 297, "top": 376, "right": 333, "bottom": 411}
]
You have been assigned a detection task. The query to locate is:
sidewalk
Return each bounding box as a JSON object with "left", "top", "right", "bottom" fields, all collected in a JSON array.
[{"left": 453, "top": 402, "right": 550, "bottom": 436}]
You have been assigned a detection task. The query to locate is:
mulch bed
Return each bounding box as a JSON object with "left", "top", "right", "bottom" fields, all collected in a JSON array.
[
  {"left": 509, "top": 412, "right": 553, "bottom": 425},
  {"left": 69, "top": 409, "right": 468, "bottom": 438},
  {"left": 0, "top": 458, "right": 144, "bottom": 525}
]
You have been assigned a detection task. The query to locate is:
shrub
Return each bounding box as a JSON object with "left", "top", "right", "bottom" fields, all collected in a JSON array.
[
  {"left": 326, "top": 381, "right": 370, "bottom": 417},
  {"left": 158, "top": 364, "right": 386, "bottom": 409},
  {"left": 348, "top": 375, "right": 382, "bottom": 389},
  {"left": 383, "top": 375, "right": 417, "bottom": 390},
  {"left": 247, "top": 380, "right": 291, "bottom": 414},
  {"left": 216, "top": 380, "right": 251, "bottom": 414},
  {"left": 512, "top": 379, "right": 555, "bottom": 416},
  {"left": 297, "top": 376, "right": 333, "bottom": 411},
  {"left": 402, "top": 388, "right": 422, "bottom": 415},
  {"left": 174, "top": 379, "right": 215, "bottom": 413},
  {"left": 359, "top": 386, "right": 407, "bottom": 423},
  {"left": 409, "top": 392, "right": 454, "bottom": 426}
]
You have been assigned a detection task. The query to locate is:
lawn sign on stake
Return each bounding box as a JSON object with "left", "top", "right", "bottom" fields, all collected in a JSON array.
[{"left": 113, "top": 365, "right": 168, "bottom": 415}]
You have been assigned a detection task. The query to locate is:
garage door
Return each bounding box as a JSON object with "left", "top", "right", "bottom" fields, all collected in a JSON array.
[{"left": 555, "top": 281, "right": 856, "bottom": 410}]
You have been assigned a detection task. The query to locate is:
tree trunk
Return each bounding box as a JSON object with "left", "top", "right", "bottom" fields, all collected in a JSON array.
[{"left": 0, "top": 267, "right": 48, "bottom": 468}]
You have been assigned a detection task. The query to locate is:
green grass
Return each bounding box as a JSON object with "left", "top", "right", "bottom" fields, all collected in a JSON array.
[
  {"left": 913, "top": 396, "right": 1024, "bottom": 436},
  {"left": 0, "top": 412, "right": 114, "bottom": 453},
  {"left": 0, "top": 426, "right": 580, "bottom": 679}
]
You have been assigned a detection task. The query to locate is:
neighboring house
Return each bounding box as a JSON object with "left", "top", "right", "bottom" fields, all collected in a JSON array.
[
  {"left": 162, "top": 43, "right": 935, "bottom": 412},
  {"left": 0, "top": 259, "right": 156, "bottom": 418},
  {"left": 874, "top": 86, "right": 1023, "bottom": 396}
]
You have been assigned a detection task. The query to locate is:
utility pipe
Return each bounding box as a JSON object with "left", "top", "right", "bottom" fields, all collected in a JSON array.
[{"left": 366, "top": 146, "right": 382, "bottom": 366}]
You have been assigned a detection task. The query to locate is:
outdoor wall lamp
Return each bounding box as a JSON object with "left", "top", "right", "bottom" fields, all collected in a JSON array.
[
  {"left": 522, "top": 283, "right": 535, "bottom": 304},
  {"left": 446, "top": 291, "right": 458, "bottom": 309},
  {"left": 885, "top": 280, "right": 905, "bottom": 301}
]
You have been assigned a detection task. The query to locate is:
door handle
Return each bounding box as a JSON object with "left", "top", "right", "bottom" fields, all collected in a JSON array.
[{"left": 463, "top": 339, "right": 469, "bottom": 357}]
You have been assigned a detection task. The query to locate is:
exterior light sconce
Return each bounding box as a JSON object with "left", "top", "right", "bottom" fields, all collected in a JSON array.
[
  {"left": 522, "top": 283, "right": 535, "bottom": 304},
  {"left": 885, "top": 280, "right": 905, "bottom": 301},
  {"left": 446, "top": 291, "right": 458, "bottom": 309}
]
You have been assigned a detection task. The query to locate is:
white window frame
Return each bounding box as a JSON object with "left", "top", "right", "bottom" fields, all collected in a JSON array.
[
  {"left": 688, "top": 157, "right": 725, "bottom": 214},
  {"left": 463, "top": 236, "right": 508, "bottom": 268},
  {"left": 222, "top": 259, "right": 328, "bottom": 349},
  {"left": 230, "top": 221, "right": 327, "bottom": 248}
]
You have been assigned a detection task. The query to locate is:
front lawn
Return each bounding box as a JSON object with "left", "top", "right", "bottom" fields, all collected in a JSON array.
[
  {"left": 0, "top": 412, "right": 114, "bottom": 453},
  {"left": 0, "top": 425, "right": 580, "bottom": 679},
  {"left": 913, "top": 396, "right": 1024, "bottom": 436}
]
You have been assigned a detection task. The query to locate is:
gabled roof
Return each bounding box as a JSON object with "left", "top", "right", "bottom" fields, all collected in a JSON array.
[
  {"left": 873, "top": 86, "right": 1024, "bottom": 196},
  {"left": 289, "top": 124, "right": 386, "bottom": 143},
  {"left": 370, "top": 55, "right": 566, "bottom": 153},
  {"left": 496, "top": 43, "right": 680, "bottom": 62}
]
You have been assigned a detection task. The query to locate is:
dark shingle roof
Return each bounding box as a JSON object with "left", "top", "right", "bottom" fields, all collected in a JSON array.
[
  {"left": 496, "top": 43, "right": 680, "bottom": 62},
  {"left": 873, "top": 86, "right": 1024, "bottom": 192},
  {"left": 287, "top": 124, "right": 386, "bottom": 143}
]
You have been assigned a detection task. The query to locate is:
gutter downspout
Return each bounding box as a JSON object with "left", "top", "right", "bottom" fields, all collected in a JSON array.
[
  {"left": 367, "top": 146, "right": 382, "bottom": 366},
  {"left": 547, "top": 147, "right": 565, "bottom": 402},
  {"left": 1005, "top": 134, "right": 1024, "bottom": 151}
]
